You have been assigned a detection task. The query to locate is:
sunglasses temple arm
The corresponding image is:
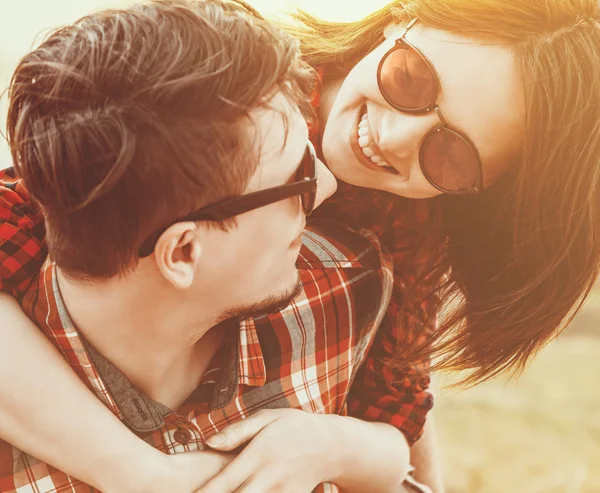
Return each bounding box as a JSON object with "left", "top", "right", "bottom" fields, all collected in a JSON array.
[
  {"left": 401, "top": 18, "right": 418, "bottom": 38},
  {"left": 192, "top": 179, "right": 317, "bottom": 221}
]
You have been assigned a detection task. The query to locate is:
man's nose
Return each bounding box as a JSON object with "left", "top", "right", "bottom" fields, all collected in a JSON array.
[
  {"left": 312, "top": 159, "right": 337, "bottom": 211},
  {"left": 378, "top": 109, "right": 439, "bottom": 160}
]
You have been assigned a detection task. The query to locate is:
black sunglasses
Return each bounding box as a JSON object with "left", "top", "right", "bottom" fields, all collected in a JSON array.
[
  {"left": 138, "top": 140, "right": 318, "bottom": 258},
  {"left": 377, "top": 18, "right": 484, "bottom": 194}
]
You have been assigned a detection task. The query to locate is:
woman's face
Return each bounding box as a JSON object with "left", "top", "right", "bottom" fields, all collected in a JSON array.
[{"left": 321, "top": 22, "right": 526, "bottom": 198}]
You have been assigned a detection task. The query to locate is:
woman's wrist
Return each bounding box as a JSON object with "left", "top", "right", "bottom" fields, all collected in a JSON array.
[
  {"left": 96, "top": 447, "right": 174, "bottom": 493},
  {"left": 322, "top": 415, "right": 411, "bottom": 493}
]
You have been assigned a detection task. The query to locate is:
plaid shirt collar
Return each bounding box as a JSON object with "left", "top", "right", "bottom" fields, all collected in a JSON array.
[
  {"left": 43, "top": 260, "right": 269, "bottom": 433},
  {"left": 23, "top": 218, "right": 392, "bottom": 440},
  {"left": 238, "top": 317, "right": 267, "bottom": 387}
]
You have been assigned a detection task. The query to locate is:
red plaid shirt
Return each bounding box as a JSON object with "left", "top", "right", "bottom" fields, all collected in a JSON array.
[{"left": 1, "top": 215, "right": 399, "bottom": 492}]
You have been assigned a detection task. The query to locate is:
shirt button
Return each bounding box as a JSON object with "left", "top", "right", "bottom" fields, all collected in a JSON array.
[{"left": 174, "top": 428, "right": 191, "bottom": 445}]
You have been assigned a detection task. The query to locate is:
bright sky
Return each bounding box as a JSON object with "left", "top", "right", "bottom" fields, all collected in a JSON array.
[{"left": 0, "top": 0, "right": 391, "bottom": 167}]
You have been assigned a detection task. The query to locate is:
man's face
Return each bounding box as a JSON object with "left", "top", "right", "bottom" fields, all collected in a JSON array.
[{"left": 193, "top": 92, "right": 337, "bottom": 320}]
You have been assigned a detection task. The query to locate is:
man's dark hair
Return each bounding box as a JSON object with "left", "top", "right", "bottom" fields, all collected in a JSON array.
[{"left": 7, "top": 0, "right": 315, "bottom": 278}]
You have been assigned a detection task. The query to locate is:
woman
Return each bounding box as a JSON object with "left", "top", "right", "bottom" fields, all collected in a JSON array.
[{"left": 1, "top": 0, "right": 599, "bottom": 490}]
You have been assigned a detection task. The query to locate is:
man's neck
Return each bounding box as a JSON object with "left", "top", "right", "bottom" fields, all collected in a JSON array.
[{"left": 56, "top": 269, "right": 228, "bottom": 410}]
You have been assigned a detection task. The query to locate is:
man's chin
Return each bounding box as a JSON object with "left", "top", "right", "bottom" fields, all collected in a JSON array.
[{"left": 219, "top": 274, "right": 303, "bottom": 322}]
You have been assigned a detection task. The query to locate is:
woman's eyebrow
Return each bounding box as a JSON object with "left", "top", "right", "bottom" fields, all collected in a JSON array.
[
  {"left": 404, "top": 30, "right": 445, "bottom": 94},
  {"left": 404, "top": 32, "right": 487, "bottom": 153}
]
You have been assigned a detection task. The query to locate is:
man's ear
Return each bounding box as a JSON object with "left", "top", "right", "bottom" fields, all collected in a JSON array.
[
  {"left": 383, "top": 22, "right": 402, "bottom": 40},
  {"left": 154, "top": 222, "right": 202, "bottom": 289}
]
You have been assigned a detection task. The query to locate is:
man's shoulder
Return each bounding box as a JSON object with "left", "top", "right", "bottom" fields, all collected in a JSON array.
[
  {"left": 298, "top": 218, "right": 389, "bottom": 272},
  {"left": 257, "top": 218, "right": 394, "bottom": 389}
]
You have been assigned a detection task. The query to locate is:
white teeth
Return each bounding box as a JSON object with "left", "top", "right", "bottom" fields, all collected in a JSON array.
[
  {"left": 357, "top": 110, "right": 390, "bottom": 169},
  {"left": 358, "top": 135, "right": 370, "bottom": 147},
  {"left": 362, "top": 146, "right": 375, "bottom": 157}
]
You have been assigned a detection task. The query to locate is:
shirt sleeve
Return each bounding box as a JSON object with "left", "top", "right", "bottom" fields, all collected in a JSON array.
[
  {"left": 346, "top": 278, "right": 435, "bottom": 445},
  {"left": 323, "top": 183, "right": 437, "bottom": 445},
  {"left": 0, "top": 168, "right": 47, "bottom": 298}
]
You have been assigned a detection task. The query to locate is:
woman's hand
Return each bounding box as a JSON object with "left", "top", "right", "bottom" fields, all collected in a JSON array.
[
  {"left": 160, "top": 450, "right": 235, "bottom": 493},
  {"left": 198, "top": 408, "right": 339, "bottom": 493},
  {"left": 199, "top": 408, "right": 412, "bottom": 493},
  {"left": 114, "top": 449, "right": 234, "bottom": 493}
]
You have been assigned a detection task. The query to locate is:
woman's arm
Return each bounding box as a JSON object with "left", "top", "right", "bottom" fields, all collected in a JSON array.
[
  {"left": 410, "top": 416, "right": 445, "bottom": 493},
  {"left": 0, "top": 171, "right": 176, "bottom": 490},
  {"left": 0, "top": 293, "right": 226, "bottom": 492}
]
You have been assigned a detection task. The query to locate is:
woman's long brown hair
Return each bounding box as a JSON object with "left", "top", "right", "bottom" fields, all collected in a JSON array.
[{"left": 286, "top": 0, "right": 600, "bottom": 385}]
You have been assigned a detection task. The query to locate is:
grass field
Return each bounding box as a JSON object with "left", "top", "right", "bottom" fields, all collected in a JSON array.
[{"left": 436, "top": 293, "right": 600, "bottom": 493}]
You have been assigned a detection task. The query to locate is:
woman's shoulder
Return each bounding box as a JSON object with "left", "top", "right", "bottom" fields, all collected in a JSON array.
[
  {"left": 317, "top": 181, "right": 436, "bottom": 236},
  {"left": 315, "top": 182, "right": 446, "bottom": 281},
  {"left": 0, "top": 168, "right": 47, "bottom": 298}
]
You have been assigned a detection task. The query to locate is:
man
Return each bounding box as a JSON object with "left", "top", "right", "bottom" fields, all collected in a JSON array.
[{"left": 0, "top": 1, "right": 436, "bottom": 492}]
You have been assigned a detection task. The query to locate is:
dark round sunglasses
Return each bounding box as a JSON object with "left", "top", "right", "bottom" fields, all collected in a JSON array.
[
  {"left": 138, "top": 141, "right": 318, "bottom": 258},
  {"left": 376, "top": 18, "right": 483, "bottom": 194}
]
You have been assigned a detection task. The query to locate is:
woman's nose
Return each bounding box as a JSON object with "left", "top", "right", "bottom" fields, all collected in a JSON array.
[
  {"left": 312, "top": 158, "right": 337, "bottom": 211},
  {"left": 377, "top": 109, "right": 439, "bottom": 159}
]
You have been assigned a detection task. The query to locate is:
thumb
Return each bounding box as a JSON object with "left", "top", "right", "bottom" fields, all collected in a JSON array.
[{"left": 205, "top": 409, "right": 279, "bottom": 451}]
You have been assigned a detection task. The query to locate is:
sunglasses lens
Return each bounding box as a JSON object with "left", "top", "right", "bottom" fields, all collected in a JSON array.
[
  {"left": 379, "top": 44, "right": 436, "bottom": 110},
  {"left": 421, "top": 129, "right": 481, "bottom": 192}
]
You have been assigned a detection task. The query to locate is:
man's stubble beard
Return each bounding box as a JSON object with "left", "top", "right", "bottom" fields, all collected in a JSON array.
[{"left": 217, "top": 272, "right": 303, "bottom": 323}]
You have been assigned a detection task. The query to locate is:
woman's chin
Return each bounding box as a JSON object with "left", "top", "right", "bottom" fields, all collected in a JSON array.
[{"left": 327, "top": 158, "right": 442, "bottom": 200}]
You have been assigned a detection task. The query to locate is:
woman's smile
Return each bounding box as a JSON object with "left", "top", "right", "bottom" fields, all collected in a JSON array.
[{"left": 349, "top": 105, "right": 403, "bottom": 177}]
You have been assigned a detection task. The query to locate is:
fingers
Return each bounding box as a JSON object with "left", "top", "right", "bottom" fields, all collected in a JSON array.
[
  {"left": 172, "top": 450, "right": 235, "bottom": 492},
  {"left": 232, "top": 473, "right": 279, "bottom": 493},
  {"left": 197, "top": 447, "right": 258, "bottom": 493},
  {"left": 196, "top": 450, "right": 236, "bottom": 478},
  {"left": 205, "top": 409, "right": 279, "bottom": 451},
  {"left": 232, "top": 475, "right": 302, "bottom": 493},
  {"left": 233, "top": 471, "right": 312, "bottom": 493}
]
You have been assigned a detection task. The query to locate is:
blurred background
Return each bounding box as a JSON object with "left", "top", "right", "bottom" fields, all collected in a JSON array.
[{"left": 1, "top": 1, "right": 598, "bottom": 492}]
